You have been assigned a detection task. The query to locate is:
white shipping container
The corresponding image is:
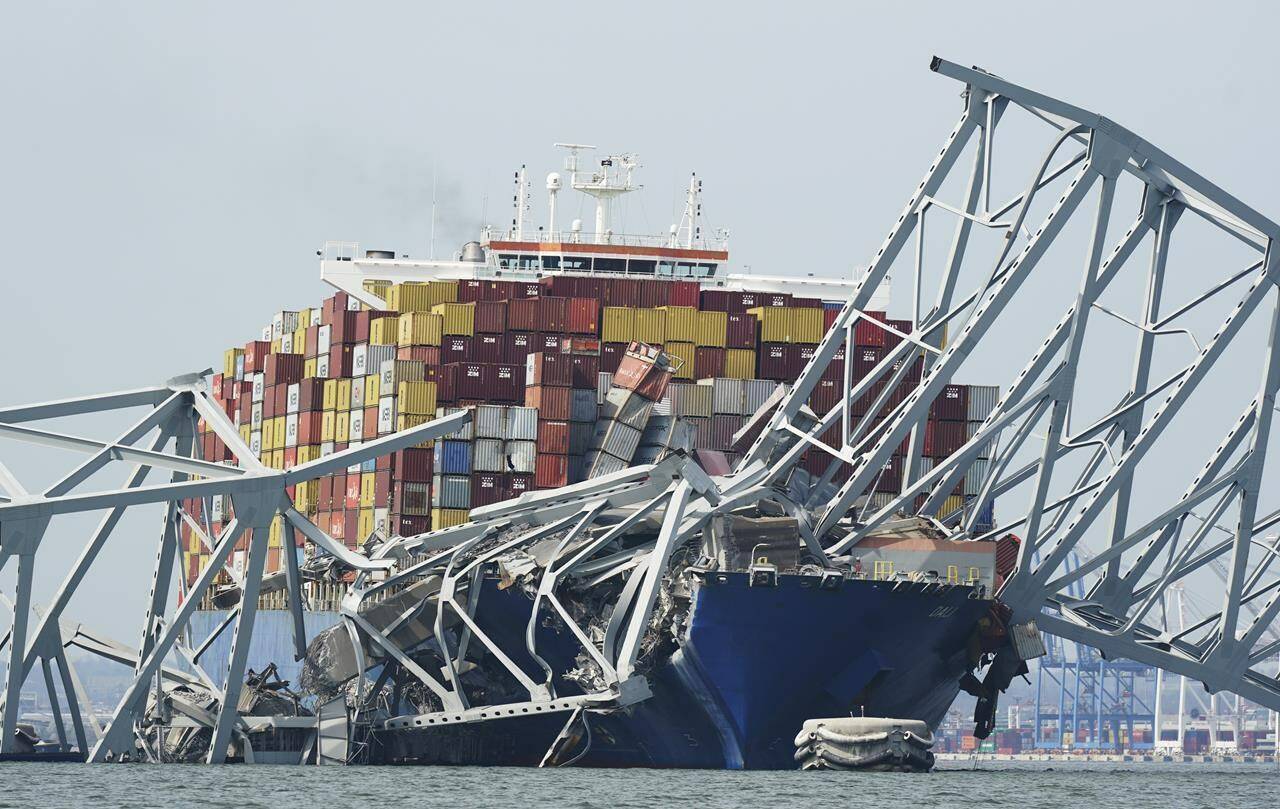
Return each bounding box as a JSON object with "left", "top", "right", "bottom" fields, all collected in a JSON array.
[
  {"left": 707, "top": 377, "right": 744, "bottom": 416},
  {"left": 590, "top": 421, "right": 642, "bottom": 461},
  {"left": 251, "top": 373, "right": 265, "bottom": 403},
  {"left": 433, "top": 475, "right": 471, "bottom": 509},
  {"left": 310, "top": 309, "right": 322, "bottom": 327},
  {"left": 741, "top": 379, "right": 779, "bottom": 417},
  {"left": 602, "top": 388, "right": 654, "bottom": 430},
  {"left": 351, "top": 376, "right": 366, "bottom": 410},
  {"left": 585, "top": 450, "right": 630, "bottom": 479},
  {"left": 367, "top": 345, "right": 396, "bottom": 374},
  {"left": 281, "top": 332, "right": 294, "bottom": 354},
  {"left": 378, "top": 396, "right": 396, "bottom": 434},
  {"left": 210, "top": 494, "right": 224, "bottom": 523},
  {"left": 474, "top": 405, "right": 507, "bottom": 439},
  {"left": 352, "top": 343, "right": 369, "bottom": 376},
  {"left": 320, "top": 441, "right": 335, "bottom": 456},
  {"left": 249, "top": 431, "right": 262, "bottom": 456},
  {"left": 251, "top": 402, "right": 263, "bottom": 429},
  {"left": 317, "top": 324, "right": 332, "bottom": 356},
  {"left": 436, "top": 406, "right": 473, "bottom": 440},
  {"left": 285, "top": 413, "right": 299, "bottom": 448},
  {"left": 373, "top": 507, "right": 390, "bottom": 536},
  {"left": 506, "top": 440, "right": 537, "bottom": 473},
  {"left": 669, "top": 383, "right": 713, "bottom": 418},
  {"left": 316, "top": 355, "right": 330, "bottom": 378},
  {"left": 272, "top": 310, "right": 300, "bottom": 339},
  {"left": 286, "top": 383, "right": 300, "bottom": 414},
  {"left": 966, "top": 421, "right": 992, "bottom": 460},
  {"left": 505, "top": 407, "right": 538, "bottom": 441},
  {"left": 473, "top": 438, "right": 505, "bottom": 472},
  {"left": 597, "top": 372, "right": 614, "bottom": 405},
  {"left": 964, "top": 458, "right": 990, "bottom": 497},
  {"left": 348, "top": 410, "right": 364, "bottom": 442},
  {"left": 260, "top": 325, "right": 272, "bottom": 342},
  {"left": 966, "top": 385, "right": 1000, "bottom": 421}
]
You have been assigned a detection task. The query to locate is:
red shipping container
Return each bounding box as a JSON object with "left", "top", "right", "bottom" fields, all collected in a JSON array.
[
  {"left": 505, "top": 473, "right": 534, "bottom": 500},
  {"left": 456, "top": 279, "right": 485, "bottom": 302},
  {"left": 761, "top": 292, "right": 791, "bottom": 308},
  {"left": 796, "top": 345, "right": 818, "bottom": 379},
  {"left": 441, "top": 336, "right": 471, "bottom": 365},
  {"left": 851, "top": 346, "right": 884, "bottom": 381},
  {"left": 710, "top": 414, "right": 744, "bottom": 450},
  {"left": 727, "top": 291, "right": 760, "bottom": 313},
  {"left": 639, "top": 279, "right": 669, "bottom": 309},
  {"left": 563, "top": 336, "right": 600, "bottom": 355},
  {"left": 243, "top": 340, "right": 271, "bottom": 373},
  {"left": 486, "top": 363, "right": 522, "bottom": 403},
  {"left": 397, "top": 345, "right": 441, "bottom": 365},
  {"left": 854, "top": 310, "right": 888, "bottom": 347},
  {"left": 326, "top": 511, "right": 345, "bottom": 541},
  {"left": 512, "top": 281, "right": 541, "bottom": 299},
  {"left": 570, "top": 354, "right": 600, "bottom": 388},
  {"left": 757, "top": 343, "right": 794, "bottom": 381},
  {"left": 504, "top": 331, "right": 534, "bottom": 366},
  {"left": 282, "top": 447, "right": 297, "bottom": 468},
  {"left": 567, "top": 297, "right": 600, "bottom": 335},
  {"left": 822, "top": 344, "right": 847, "bottom": 382},
  {"left": 389, "top": 514, "right": 431, "bottom": 537},
  {"left": 474, "top": 300, "right": 507, "bottom": 333},
  {"left": 526, "top": 352, "right": 573, "bottom": 387},
  {"left": 436, "top": 363, "right": 458, "bottom": 402},
  {"left": 613, "top": 355, "right": 672, "bottom": 402},
  {"left": 472, "top": 333, "right": 504, "bottom": 364},
  {"left": 605, "top": 278, "right": 641, "bottom": 307},
  {"left": 304, "top": 325, "right": 319, "bottom": 358},
  {"left": 272, "top": 384, "right": 288, "bottom": 416},
  {"left": 725, "top": 313, "right": 756, "bottom": 348},
  {"left": 297, "top": 378, "right": 326, "bottom": 411},
  {"left": 317, "top": 476, "right": 333, "bottom": 511},
  {"left": 527, "top": 385, "right": 571, "bottom": 421},
  {"left": 331, "top": 310, "right": 374, "bottom": 345},
  {"left": 669, "top": 280, "right": 700, "bottom": 308},
  {"left": 297, "top": 412, "right": 324, "bottom": 445},
  {"left": 262, "top": 388, "right": 277, "bottom": 419},
  {"left": 600, "top": 342, "right": 626, "bottom": 373},
  {"left": 792, "top": 297, "right": 823, "bottom": 309},
  {"left": 322, "top": 291, "right": 355, "bottom": 323},
  {"left": 540, "top": 276, "right": 577, "bottom": 297},
  {"left": 809, "top": 378, "right": 840, "bottom": 414},
  {"left": 345, "top": 475, "right": 362, "bottom": 509},
  {"left": 574, "top": 276, "right": 607, "bottom": 302},
  {"left": 373, "top": 469, "right": 393, "bottom": 507},
  {"left": 329, "top": 344, "right": 355, "bottom": 377},
  {"left": 454, "top": 362, "right": 486, "bottom": 399},
  {"left": 534, "top": 333, "right": 564, "bottom": 353},
  {"left": 924, "top": 420, "right": 967, "bottom": 457},
  {"left": 823, "top": 307, "right": 840, "bottom": 333},
  {"left": 364, "top": 404, "right": 378, "bottom": 439},
  {"left": 884, "top": 318, "right": 913, "bottom": 351},
  {"left": 873, "top": 455, "right": 903, "bottom": 493},
  {"left": 471, "top": 472, "right": 505, "bottom": 508},
  {"left": 538, "top": 296, "right": 568, "bottom": 332},
  {"left": 344, "top": 510, "right": 360, "bottom": 547},
  {"left": 535, "top": 453, "right": 570, "bottom": 489},
  {"left": 508, "top": 298, "right": 539, "bottom": 332},
  {"left": 694, "top": 346, "right": 725, "bottom": 379},
  {"left": 538, "top": 420, "right": 570, "bottom": 454},
  {"left": 394, "top": 447, "right": 434, "bottom": 481},
  {"left": 930, "top": 384, "right": 969, "bottom": 421},
  {"left": 263, "top": 353, "right": 303, "bottom": 386}
]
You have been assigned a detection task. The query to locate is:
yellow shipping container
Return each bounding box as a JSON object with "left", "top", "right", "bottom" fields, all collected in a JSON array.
[
  {"left": 432, "top": 302, "right": 475, "bottom": 336},
  {"left": 298, "top": 307, "right": 312, "bottom": 328},
  {"left": 259, "top": 418, "right": 273, "bottom": 451},
  {"left": 270, "top": 338, "right": 281, "bottom": 354},
  {"left": 665, "top": 341, "right": 696, "bottom": 380},
  {"left": 396, "top": 414, "right": 438, "bottom": 448},
  {"left": 661, "top": 306, "right": 698, "bottom": 343},
  {"left": 370, "top": 315, "right": 400, "bottom": 345},
  {"left": 297, "top": 444, "right": 320, "bottom": 465},
  {"left": 601, "top": 307, "right": 635, "bottom": 343},
  {"left": 268, "top": 514, "right": 283, "bottom": 547},
  {"left": 942, "top": 494, "right": 966, "bottom": 518},
  {"left": 360, "top": 472, "right": 376, "bottom": 508},
  {"left": 223, "top": 348, "right": 242, "bottom": 379},
  {"left": 364, "top": 280, "right": 391, "bottom": 301},
  {"left": 188, "top": 529, "right": 203, "bottom": 554},
  {"left": 634, "top": 308, "right": 666, "bottom": 344},
  {"left": 336, "top": 379, "right": 352, "bottom": 411},
  {"left": 432, "top": 508, "right": 469, "bottom": 530},
  {"left": 387, "top": 280, "right": 457, "bottom": 312},
  {"left": 238, "top": 423, "right": 251, "bottom": 445},
  {"left": 335, "top": 410, "right": 350, "bottom": 443},
  {"left": 269, "top": 449, "right": 285, "bottom": 470},
  {"left": 303, "top": 357, "right": 318, "bottom": 379},
  {"left": 398, "top": 381, "right": 438, "bottom": 415},
  {"left": 320, "top": 411, "right": 335, "bottom": 442},
  {"left": 323, "top": 379, "right": 338, "bottom": 410},
  {"left": 792, "top": 308, "right": 824, "bottom": 344},
  {"left": 724, "top": 349, "right": 756, "bottom": 379},
  {"left": 292, "top": 326, "right": 307, "bottom": 354},
  {"left": 695, "top": 310, "right": 728, "bottom": 347},
  {"left": 293, "top": 480, "right": 317, "bottom": 514},
  {"left": 364, "top": 374, "right": 380, "bottom": 404},
  {"left": 398, "top": 312, "right": 444, "bottom": 347},
  {"left": 747, "top": 307, "right": 791, "bottom": 343},
  {"left": 358, "top": 507, "right": 376, "bottom": 541}
]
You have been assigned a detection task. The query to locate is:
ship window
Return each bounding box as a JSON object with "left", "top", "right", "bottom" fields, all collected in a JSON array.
[
  {"left": 873, "top": 560, "right": 894, "bottom": 580},
  {"left": 497, "top": 254, "right": 519, "bottom": 269},
  {"left": 968, "top": 566, "right": 981, "bottom": 584},
  {"left": 594, "top": 258, "right": 625, "bottom": 273},
  {"left": 947, "top": 565, "right": 959, "bottom": 583},
  {"left": 517, "top": 254, "right": 541, "bottom": 270},
  {"left": 656, "top": 261, "right": 677, "bottom": 276},
  {"left": 561, "top": 256, "right": 590, "bottom": 271},
  {"left": 541, "top": 255, "right": 560, "bottom": 269},
  {"left": 628, "top": 259, "right": 656, "bottom": 275},
  {"left": 676, "top": 262, "right": 697, "bottom": 276}
]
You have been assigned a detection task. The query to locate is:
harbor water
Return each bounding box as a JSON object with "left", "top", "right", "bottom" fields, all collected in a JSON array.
[{"left": 0, "top": 760, "right": 1274, "bottom": 809}]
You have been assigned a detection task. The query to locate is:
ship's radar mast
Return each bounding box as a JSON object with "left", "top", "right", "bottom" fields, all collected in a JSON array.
[
  {"left": 511, "top": 165, "right": 530, "bottom": 240},
  {"left": 554, "top": 142, "right": 641, "bottom": 243},
  {"left": 673, "top": 173, "right": 702, "bottom": 249}
]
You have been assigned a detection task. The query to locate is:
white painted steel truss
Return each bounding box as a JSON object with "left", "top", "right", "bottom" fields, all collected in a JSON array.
[{"left": 3, "top": 57, "right": 1280, "bottom": 764}]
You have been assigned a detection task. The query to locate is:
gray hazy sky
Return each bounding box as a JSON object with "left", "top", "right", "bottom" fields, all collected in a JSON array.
[{"left": 2, "top": 2, "right": 1278, "bottom": 638}]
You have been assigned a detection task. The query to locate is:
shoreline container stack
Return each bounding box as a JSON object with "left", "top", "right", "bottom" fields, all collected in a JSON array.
[{"left": 186, "top": 274, "right": 998, "bottom": 589}]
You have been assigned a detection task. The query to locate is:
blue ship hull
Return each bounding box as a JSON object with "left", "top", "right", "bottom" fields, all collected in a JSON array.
[{"left": 195, "top": 572, "right": 989, "bottom": 769}]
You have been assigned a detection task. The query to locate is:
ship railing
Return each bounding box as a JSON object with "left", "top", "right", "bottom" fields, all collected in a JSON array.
[
  {"left": 482, "top": 227, "right": 729, "bottom": 252},
  {"left": 321, "top": 240, "right": 361, "bottom": 261}
]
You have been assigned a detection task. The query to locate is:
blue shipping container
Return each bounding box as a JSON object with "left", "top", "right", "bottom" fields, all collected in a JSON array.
[{"left": 435, "top": 439, "right": 473, "bottom": 475}]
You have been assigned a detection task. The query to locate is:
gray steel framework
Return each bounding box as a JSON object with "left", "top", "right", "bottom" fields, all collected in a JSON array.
[{"left": 3, "top": 57, "right": 1280, "bottom": 763}]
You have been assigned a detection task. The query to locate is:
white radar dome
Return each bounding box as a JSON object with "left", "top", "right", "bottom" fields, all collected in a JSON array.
[{"left": 546, "top": 172, "right": 562, "bottom": 191}]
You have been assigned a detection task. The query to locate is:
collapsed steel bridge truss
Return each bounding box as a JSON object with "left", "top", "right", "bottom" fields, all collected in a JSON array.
[{"left": 3, "top": 57, "right": 1280, "bottom": 762}]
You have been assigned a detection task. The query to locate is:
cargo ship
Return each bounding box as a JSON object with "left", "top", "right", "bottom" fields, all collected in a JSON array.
[{"left": 183, "top": 145, "right": 1012, "bottom": 768}]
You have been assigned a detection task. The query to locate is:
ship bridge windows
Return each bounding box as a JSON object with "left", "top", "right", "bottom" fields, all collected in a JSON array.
[
  {"left": 659, "top": 261, "right": 717, "bottom": 277},
  {"left": 593, "top": 258, "right": 626, "bottom": 274},
  {"left": 627, "top": 259, "right": 656, "bottom": 275}
]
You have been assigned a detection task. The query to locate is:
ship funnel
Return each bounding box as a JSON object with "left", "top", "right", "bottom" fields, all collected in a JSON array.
[{"left": 460, "top": 241, "right": 486, "bottom": 262}]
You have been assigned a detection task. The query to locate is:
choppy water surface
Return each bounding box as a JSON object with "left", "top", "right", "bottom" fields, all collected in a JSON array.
[{"left": 0, "top": 760, "right": 1274, "bottom": 808}]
